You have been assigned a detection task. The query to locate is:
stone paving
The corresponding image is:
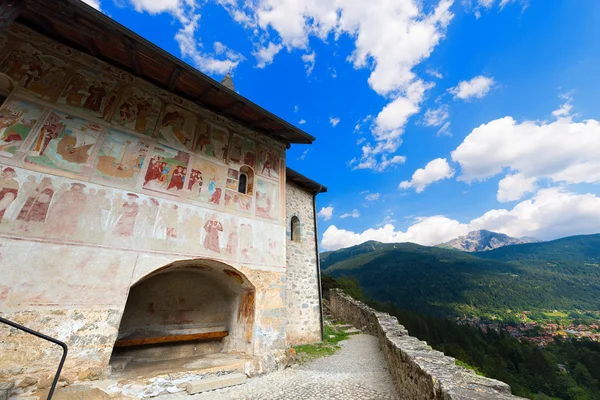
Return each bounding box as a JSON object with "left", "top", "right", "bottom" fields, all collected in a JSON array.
[{"left": 156, "top": 333, "right": 399, "bottom": 400}]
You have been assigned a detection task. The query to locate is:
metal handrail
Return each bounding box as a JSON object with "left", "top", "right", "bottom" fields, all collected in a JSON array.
[{"left": 0, "top": 316, "right": 68, "bottom": 400}]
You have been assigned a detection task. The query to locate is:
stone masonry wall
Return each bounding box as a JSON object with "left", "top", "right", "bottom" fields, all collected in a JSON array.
[
  {"left": 285, "top": 182, "right": 321, "bottom": 345},
  {"left": 329, "top": 289, "right": 524, "bottom": 400}
]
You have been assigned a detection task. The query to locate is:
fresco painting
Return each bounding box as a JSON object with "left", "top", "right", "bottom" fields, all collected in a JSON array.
[
  {"left": 0, "top": 99, "right": 43, "bottom": 157},
  {"left": 229, "top": 134, "right": 256, "bottom": 168},
  {"left": 158, "top": 104, "right": 197, "bottom": 151},
  {"left": 143, "top": 144, "right": 189, "bottom": 195},
  {"left": 93, "top": 129, "right": 150, "bottom": 187},
  {"left": 25, "top": 111, "right": 102, "bottom": 174},
  {"left": 187, "top": 156, "right": 226, "bottom": 205},
  {"left": 255, "top": 178, "right": 279, "bottom": 220},
  {"left": 203, "top": 213, "right": 224, "bottom": 254},
  {"left": 257, "top": 146, "right": 281, "bottom": 180},
  {"left": 58, "top": 68, "right": 120, "bottom": 120},
  {"left": 0, "top": 43, "right": 68, "bottom": 100},
  {"left": 113, "top": 87, "right": 161, "bottom": 136},
  {"left": 195, "top": 121, "right": 229, "bottom": 163},
  {"left": 225, "top": 189, "right": 252, "bottom": 214}
]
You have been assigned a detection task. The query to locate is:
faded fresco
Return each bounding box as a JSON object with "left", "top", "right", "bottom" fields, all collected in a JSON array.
[
  {"left": 195, "top": 121, "right": 229, "bottom": 163},
  {"left": 25, "top": 110, "right": 102, "bottom": 174},
  {"left": 158, "top": 104, "right": 197, "bottom": 151},
  {"left": 229, "top": 134, "right": 256, "bottom": 169},
  {"left": 93, "top": 129, "right": 150, "bottom": 187},
  {"left": 0, "top": 98, "right": 43, "bottom": 157},
  {"left": 255, "top": 178, "right": 279, "bottom": 220},
  {"left": 143, "top": 144, "right": 189, "bottom": 195},
  {"left": 186, "top": 156, "right": 226, "bottom": 206},
  {"left": 113, "top": 87, "right": 162, "bottom": 136},
  {"left": 225, "top": 189, "right": 253, "bottom": 214},
  {"left": 0, "top": 43, "right": 69, "bottom": 100},
  {"left": 257, "top": 146, "right": 281, "bottom": 180},
  {"left": 0, "top": 163, "right": 285, "bottom": 266},
  {"left": 57, "top": 67, "right": 120, "bottom": 120}
]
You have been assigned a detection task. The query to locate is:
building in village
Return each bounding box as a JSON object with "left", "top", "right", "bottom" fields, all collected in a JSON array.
[{"left": 0, "top": 0, "right": 326, "bottom": 390}]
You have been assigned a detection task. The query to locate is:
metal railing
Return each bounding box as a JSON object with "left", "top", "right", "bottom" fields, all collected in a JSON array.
[{"left": 0, "top": 316, "right": 68, "bottom": 400}]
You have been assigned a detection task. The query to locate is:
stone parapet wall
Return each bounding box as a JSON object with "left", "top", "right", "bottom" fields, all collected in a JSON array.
[{"left": 329, "top": 289, "right": 524, "bottom": 400}]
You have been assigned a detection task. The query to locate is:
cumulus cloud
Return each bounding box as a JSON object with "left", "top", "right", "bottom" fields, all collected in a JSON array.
[
  {"left": 449, "top": 76, "right": 495, "bottom": 100},
  {"left": 82, "top": 0, "right": 101, "bottom": 10},
  {"left": 329, "top": 116, "right": 340, "bottom": 127},
  {"left": 321, "top": 188, "right": 600, "bottom": 250},
  {"left": 497, "top": 173, "right": 537, "bottom": 202},
  {"left": 253, "top": 42, "right": 283, "bottom": 68},
  {"left": 399, "top": 158, "right": 455, "bottom": 192},
  {"left": 365, "top": 192, "right": 380, "bottom": 201},
  {"left": 302, "top": 51, "right": 316, "bottom": 75},
  {"left": 340, "top": 209, "right": 360, "bottom": 219},
  {"left": 426, "top": 69, "right": 443, "bottom": 79},
  {"left": 318, "top": 206, "right": 334, "bottom": 221},
  {"left": 451, "top": 111, "right": 600, "bottom": 190},
  {"left": 423, "top": 105, "right": 449, "bottom": 127}
]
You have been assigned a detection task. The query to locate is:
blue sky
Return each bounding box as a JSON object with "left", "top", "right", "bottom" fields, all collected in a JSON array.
[{"left": 86, "top": 0, "right": 600, "bottom": 250}]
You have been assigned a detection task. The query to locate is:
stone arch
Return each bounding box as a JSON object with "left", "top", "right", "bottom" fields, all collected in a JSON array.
[
  {"left": 110, "top": 259, "right": 256, "bottom": 371},
  {"left": 291, "top": 215, "right": 301, "bottom": 242}
]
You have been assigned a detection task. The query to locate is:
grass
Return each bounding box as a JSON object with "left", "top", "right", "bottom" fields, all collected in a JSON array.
[
  {"left": 542, "top": 311, "right": 568, "bottom": 318},
  {"left": 292, "top": 324, "right": 351, "bottom": 364},
  {"left": 455, "top": 359, "right": 486, "bottom": 377}
]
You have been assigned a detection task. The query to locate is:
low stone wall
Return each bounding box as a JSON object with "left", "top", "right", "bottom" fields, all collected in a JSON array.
[{"left": 329, "top": 289, "right": 523, "bottom": 400}]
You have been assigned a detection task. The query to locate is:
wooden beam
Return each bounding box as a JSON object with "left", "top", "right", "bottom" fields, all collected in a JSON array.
[
  {"left": 220, "top": 101, "right": 245, "bottom": 115},
  {"left": 249, "top": 117, "right": 272, "bottom": 128},
  {"left": 114, "top": 331, "right": 229, "bottom": 348},
  {"left": 81, "top": 34, "right": 101, "bottom": 57},
  {"left": 196, "top": 86, "right": 219, "bottom": 103},
  {"left": 123, "top": 37, "right": 141, "bottom": 76},
  {"left": 168, "top": 67, "right": 182, "bottom": 91}
]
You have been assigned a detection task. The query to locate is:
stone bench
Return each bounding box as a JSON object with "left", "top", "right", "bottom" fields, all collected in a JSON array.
[{"left": 114, "top": 330, "right": 229, "bottom": 348}]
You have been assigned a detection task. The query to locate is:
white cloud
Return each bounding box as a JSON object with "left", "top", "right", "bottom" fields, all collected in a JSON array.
[
  {"left": 329, "top": 116, "right": 340, "bottom": 127},
  {"left": 253, "top": 42, "right": 283, "bottom": 68},
  {"left": 129, "top": 0, "right": 179, "bottom": 14},
  {"left": 318, "top": 206, "right": 334, "bottom": 221},
  {"left": 449, "top": 75, "right": 495, "bottom": 100},
  {"left": 437, "top": 121, "right": 451, "bottom": 136},
  {"left": 365, "top": 192, "right": 380, "bottom": 201},
  {"left": 302, "top": 51, "right": 316, "bottom": 75},
  {"left": 321, "top": 188, "right": 600, "bottom": 251},
  {"left": 399, "top": 158, "right": 455, "bottom": 193},
  {"left": 82, "top": 0, "right": 101, "bottom": 10},
  {"left": 340, "top": 209, "right": 360, "bottom": 219},
  {"left": 451, "top": 104, "right": 600, "bottom": 193},
  {"left": 294, "top": 105, "right": 299, "bottom": 113},
  {"left": 330, "top": 67, "right": 338, "bottom": 78},
  {"left": 465, "top": 0, "right": 528, "bottom": 18},
  {"left": 497, "top": 173, "right": 537, "bottom": 202},
  {"left": 426, "top": 68, "right": 443, "bottom": 79},
  {"left": 299, "top": 119, "right": 306, "bottom": 125},
  {"left": 297, "top": 148, "right": 310, "bottom": 160},
  {"left": 552, "top": 93, "right": 574, "bottom": 118},
  {"left": 423, "top": 105, "right": 449, "bottom": 127}
]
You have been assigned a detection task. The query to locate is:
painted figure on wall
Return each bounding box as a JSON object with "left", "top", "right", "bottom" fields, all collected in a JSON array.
[
  {"left": 0, "top": 100, "right": 42, "bottom": 157},
  {"left": 143, "top": 144, "right": 189, "bottom": 195},
  {"left": 0, "top": 166, "right": 18, "bottom": 223},
  {"left": 255, "top": 178, "right": 279, "bottom": 220},
  {"left": 58, "top": 68, "right": 120, "bottom": 120},
  {"left": 84, "top": 188, "right": 111, "bottom": 236},
  {"left": 195, "top": 121, "right": 229, "bottom": 163},
  {"left": 113, "top": 193, "right": 138, "bottom": 237},
  {"left": 240, "top": 223, "right": 254, "bottom": 260},
  {"left": 229, "top": 134, "right": 256, "bottom": 168},
  {"left": 257, "top": 147, "right": 280, "bottom": 179},
  {"left": 203, "top": 217, "right": 223, "bottom": 253},
  {"left": 158, "top": 105, "right": 196, "bottom": 151},
  {"left": 93, "top": 129, "right": 149, "bottom": 186},
  {"left": 113, "top": 88, "right": 161, "bottom": 136},
  {"left": 186, "top": 157, "right": 225, "bottom": 205},
  {"left": 0, "top": 43, "right": 68, "bottom": 99},
  {"left": 16, "top": 177, "right": 54, "bottom": 228},
  {"left": 46, "top": 182, "right": 87, "bottom": 237},
  {"left": 183, "top": 208, "right": 203, "bottom": 245},
  {"left": 26, "top": 111, "right": 102, "bottom": 174},
  {"left": 225, "top": 190, "right": 252, "bottom": 214}
]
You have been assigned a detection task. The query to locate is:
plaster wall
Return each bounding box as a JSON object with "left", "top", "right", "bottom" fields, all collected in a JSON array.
[
  {"left": 0, "top": 23, "right": 291, "bottom": 387},
  {"left": 284, "top": 182, "right": 321, "bottom": 345}
]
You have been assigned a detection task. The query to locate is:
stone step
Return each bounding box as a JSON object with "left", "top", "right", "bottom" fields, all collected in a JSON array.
[
  {"left": 185, "top": 373, "right": 246, "bottom": 394},
  {"left": 344, "top": 328, "right": 361, "bottom": 335},
  {"left": 0, "top": 381, "right": 14, "bottom": 400},
  {"left": 336, "top": 324, "right": 354, "bottom": 330}
]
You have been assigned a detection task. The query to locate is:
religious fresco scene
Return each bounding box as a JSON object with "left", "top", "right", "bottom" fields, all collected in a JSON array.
[
  {"left": 255, "top": 177, "right": 280, "bottom": 220},
  {"left": 195, "top": 120, "right": 229, "bottom": 163},
  {"left": 157, "top": 103, "right": 197, "bottom": 151},
  {"left": 257, "top": 146, "right": 281, "bottom": 180},
  {"left": 112, "top": 87, "right": 162, "bottom": 136},
  {"left": 25, "top": 110, "right": 102, "bottom": 174},
  {"left": 143, "top": 143, "right": 190, "bottom": 195},
  {"left": 229, "top": 133, "right": 256, "bottom": 168},
  {"left": 186, "top": 155, "right": 226, "bottom": 206},
  {"left": 0, "top": 98, "right": 42, "bottom": 157}
]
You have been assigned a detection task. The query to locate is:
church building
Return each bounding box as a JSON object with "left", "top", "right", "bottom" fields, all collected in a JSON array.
[{"left": 0, "top": 0, "right": 326, "bottom": 389}]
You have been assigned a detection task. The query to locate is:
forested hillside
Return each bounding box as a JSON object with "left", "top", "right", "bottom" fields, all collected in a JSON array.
[{"left": 321, "top": 235, "right": 600, "bottom": 318}]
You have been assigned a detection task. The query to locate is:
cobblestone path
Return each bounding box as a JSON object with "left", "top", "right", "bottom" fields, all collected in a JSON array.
[{"left": 159, "top": 333, "right": 399, "bottom": 400}]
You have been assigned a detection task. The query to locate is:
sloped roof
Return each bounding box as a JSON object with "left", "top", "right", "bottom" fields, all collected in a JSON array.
[{"left": 286, "top": 168, "right": 327, "bottom": 194}]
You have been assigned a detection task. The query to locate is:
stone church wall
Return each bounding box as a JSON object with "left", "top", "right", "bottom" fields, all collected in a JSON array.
[
  {"left": 285, "top": 181, "right": 322, "bottom": 345},
  {"left": 0, "top": 23, "right": 292, "bottom": 386}
]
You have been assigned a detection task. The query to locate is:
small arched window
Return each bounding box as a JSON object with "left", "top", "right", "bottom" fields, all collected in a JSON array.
[
  {"left": 291, "top": 216, "right": 301, "bottom": 242},
  {"left": 238, "top": 173, "right": 247, "bottom": 194}
]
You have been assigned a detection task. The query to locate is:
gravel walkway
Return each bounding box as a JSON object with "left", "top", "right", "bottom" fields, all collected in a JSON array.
[{"left": 158, "top": 333, "right": 399, "bottom": 400}]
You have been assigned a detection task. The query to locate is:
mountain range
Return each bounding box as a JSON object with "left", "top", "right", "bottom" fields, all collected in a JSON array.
[
  {"left": 438, "top": 229, "right": 540, "bottom": 252},
  {"left": 320, "top": 233, "right": 600, "bottom": 318}
]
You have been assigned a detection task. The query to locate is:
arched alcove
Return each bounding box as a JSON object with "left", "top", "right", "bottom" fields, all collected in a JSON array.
[
  {"left": 109, "top": 259, "right": 255, "bottom": 375},
  {"left": 291, "top": 216, "right": 301, "bottom": 242}
]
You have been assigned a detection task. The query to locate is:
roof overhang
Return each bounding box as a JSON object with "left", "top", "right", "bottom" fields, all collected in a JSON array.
[
  {"left": 13, "top": 0, "right": 315, "bottom": 147},
  {"left": 286, "top": 168, "right": 327, "bottom": 194}
]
